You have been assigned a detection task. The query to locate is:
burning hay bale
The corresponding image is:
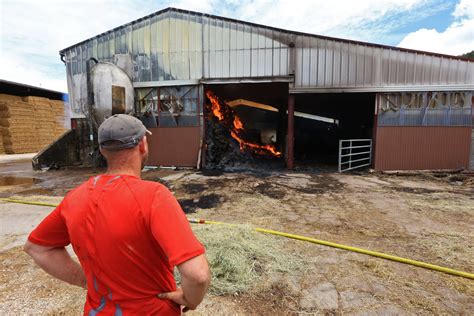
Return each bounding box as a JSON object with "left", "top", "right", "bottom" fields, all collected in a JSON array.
[
  {"left": 205, "top": 118, "right": 254, "bottom": 168},
  {"left": 204, "top": 91, "right": 282, "bottom": 169},
  {"left": 189, "top": 224, "right": 302, "bottom": 295}
]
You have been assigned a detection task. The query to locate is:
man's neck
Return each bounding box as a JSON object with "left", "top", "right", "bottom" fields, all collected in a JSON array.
[{"left": 105, "top": 167, "right": 142, "bottom": 178}]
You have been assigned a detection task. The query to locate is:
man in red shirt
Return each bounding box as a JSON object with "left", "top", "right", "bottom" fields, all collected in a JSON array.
[{"left": 25, "top": 114, "right": 211, "bottom": 315}]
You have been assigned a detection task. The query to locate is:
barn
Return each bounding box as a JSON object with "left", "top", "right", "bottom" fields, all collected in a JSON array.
[{"left": 59, "top": 7, "right": 474, "bottom": 171}]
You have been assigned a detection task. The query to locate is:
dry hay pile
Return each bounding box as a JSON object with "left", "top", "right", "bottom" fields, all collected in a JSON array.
[
  {"left": 0, "top": 94, "right": 69, "bottom": 154},
  {"left": 0, "top": 98, "right": 37, "bottom": 154},
  {"left": 0, "top": 127, "right": 4, "bottom": 154},
  {"left": 30, "top": 96, "right": 57, "bottom": 147},
  {"left": 50, "top": 99, "right": 69, "bottom": 138},
  {"left": 189, "top": 224, "right": 303, "bottom": 295}
]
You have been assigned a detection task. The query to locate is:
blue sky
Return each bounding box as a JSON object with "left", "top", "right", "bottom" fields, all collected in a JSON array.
[
  {"left": 373, "top": 0, "right": 456, "bottom": 44},
  {"left": 395, "top": 2, "right": 455, "bottom": 34},
  {"left": 0, "top": 0, "right": 472, "bottom": 92}
]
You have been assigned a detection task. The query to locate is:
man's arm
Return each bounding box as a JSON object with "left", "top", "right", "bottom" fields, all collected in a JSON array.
[
  {"left": 24, "top": 240, "right": 87, "bottom": 289},
  {"left": 158, "top": 254, "right": 211, "bottom": 311}
]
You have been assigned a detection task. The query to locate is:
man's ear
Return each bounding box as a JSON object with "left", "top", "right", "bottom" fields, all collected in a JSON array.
[
  {"left": 99, "top": 146, "right": 106, "bottom": 157},
  {"left": 139, "top": 136, "right": 148, "bottom": 153}
]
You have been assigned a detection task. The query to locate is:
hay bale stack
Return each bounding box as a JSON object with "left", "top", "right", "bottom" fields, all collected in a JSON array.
[
  {"left": 0, "top": 100, "right": 38, "bottom": 154},
  {"left": 0, "top": 127, "right": 5, "bottom": 154},
  {"left": 0, "top": 94, "right": 22, "bottom": 102},
  {"left": 26, "top": 96, "right": 57, "bottom": 147},
  {"left": 0, "top": 95, "right": 70, "bottom": 154},
  {"left": 50, "top": 100, "right": 69, "bottom": 138},
  {"left": 0, "top": 95, "right": 18, "bottom": 154}
]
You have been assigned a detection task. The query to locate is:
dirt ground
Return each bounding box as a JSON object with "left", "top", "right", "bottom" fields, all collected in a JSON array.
[{"left": 0, "top": 155, "right": 473, "bottom": 315}]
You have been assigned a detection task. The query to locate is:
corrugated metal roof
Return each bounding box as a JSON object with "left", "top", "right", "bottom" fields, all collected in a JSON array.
[
  {"left": 61, "top": 7, "right": 474, "bottom": 96},
  {"left": 59, "top": 7, "right": 472, "bottom": 62}
]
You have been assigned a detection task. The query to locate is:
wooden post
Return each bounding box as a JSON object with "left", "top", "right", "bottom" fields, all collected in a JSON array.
[{"left": 287, "top": 95, "right": 295, "bottom": 169}]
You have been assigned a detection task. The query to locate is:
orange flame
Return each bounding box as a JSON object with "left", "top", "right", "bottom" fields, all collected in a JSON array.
[
  {"left": 207, "top": 92, "right": 225, "bottom": 121},
  {"left": 233, "top": 117, "right": 244, "bottom": 131},
  {"left": 230, "top": 131, "right": 282, "bottom": 156},
  {"left": 206, "top": 90, "right": 281, "bottom": 157}
]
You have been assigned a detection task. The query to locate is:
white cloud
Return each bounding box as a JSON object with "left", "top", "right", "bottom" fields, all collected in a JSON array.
[
  {"left": 453, "top": 0, "right": 474, "bottom": 18},
  {"left": 1, "top": 52, "right": 68, "bottom": 92},
  {"left": 397, "top": 0, "right": 474, "bottom": 55},
  {"left": 161, "top": 0, "right": 455, "bottom": 48},
  {"left": 173, "top": 0, "right": 214, "bottom": 13},
  {"left": 187, "top": 0, "right": 431, "bottom": 43},
  {"left": 244, "top": 0, "right": 420, "bottom": 32},
  {"left": 0, "top": 0, "right": 157, "bottom": 91},
  {"left": 0, "top": 0, "right": 468, "bottom": 92}
]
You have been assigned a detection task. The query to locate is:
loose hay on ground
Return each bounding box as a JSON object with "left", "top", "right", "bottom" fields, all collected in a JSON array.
[{"left": 190, "top": 224, "right": 303, "bottom": 296}]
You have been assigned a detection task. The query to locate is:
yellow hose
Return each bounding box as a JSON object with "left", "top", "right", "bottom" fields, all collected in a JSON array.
[
  {"left": 191, "top": 219, "right": 474, "bottom": 280},
  {"left": 0, "top": 198, "right": 59, "bottom": 208},
  {"left": 254, "top": 227, "right": 474, "bottom": 279},
  {"left": 2, "top": 198, "right": 473, "bottom": 280}
]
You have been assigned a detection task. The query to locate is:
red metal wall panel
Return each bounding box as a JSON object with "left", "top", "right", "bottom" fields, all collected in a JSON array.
[
  {"left": 374, "top": 126, "right": 471, "bottom": 171},
  {"left": 147, "top": 127, "right": 201, "bottom": 167}
]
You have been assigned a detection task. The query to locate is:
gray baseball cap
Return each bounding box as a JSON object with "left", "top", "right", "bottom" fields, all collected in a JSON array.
[{"left": 98, "top": 114, "right": 152, "bottom": 151}]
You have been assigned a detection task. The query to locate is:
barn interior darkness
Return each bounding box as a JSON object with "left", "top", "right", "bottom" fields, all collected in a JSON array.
[
  {"left": 203, "top": 84, "right": 375, "bottom": 168},
  {"left": 294, "top": 93, "right": 375, "bottom": 166}
]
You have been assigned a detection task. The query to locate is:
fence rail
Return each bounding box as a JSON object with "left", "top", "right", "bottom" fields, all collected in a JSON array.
[{"left": 338, "top": 139, "right": 373, "bottom": 172}]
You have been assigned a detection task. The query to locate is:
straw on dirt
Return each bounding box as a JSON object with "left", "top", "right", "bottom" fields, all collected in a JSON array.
[{"left": 186, "top": 224, "right": 303, "bottom": 296}]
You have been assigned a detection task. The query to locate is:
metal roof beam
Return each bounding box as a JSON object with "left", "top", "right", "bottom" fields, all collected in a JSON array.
[{"left": 290, "top": 84, "right": 474, "bottom": 93}]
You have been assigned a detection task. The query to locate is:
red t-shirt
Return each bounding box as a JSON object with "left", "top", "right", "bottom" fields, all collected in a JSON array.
[{"left": 28, "top": 174, "right": 205, "bottom": 315}]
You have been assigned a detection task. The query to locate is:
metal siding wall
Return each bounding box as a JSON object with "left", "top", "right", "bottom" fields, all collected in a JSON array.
[
  {"left": 293, "top": 37, "right": 473, "bottom": 89},
  {"left": 62, "top": 11, "right": 294, "bottom": 82},
  {"left": 374, "top": 126, "right": 471, "bottom": 170},
  {"left": 61, "top": 9, "right": 474, "bottom": 116},
  {"left": 66, "top": 11, "right": 207, "bottom": 82},
  {"left": 147, "top": 126, "right": 201, "bottom": 167},
  {"left": 202, "top": 19, "right": 292, "bottom": 79},
  {"left": 470, "top": 128, "right": 474, "bottom": 170},
  {"left": 377, "top": 91, "right": 473, "bottom": 127}
]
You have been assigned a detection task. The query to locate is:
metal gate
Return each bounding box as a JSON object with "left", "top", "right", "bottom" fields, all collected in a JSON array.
[{"left": 338, "top": 139, "right": 373, "bottom": 172}]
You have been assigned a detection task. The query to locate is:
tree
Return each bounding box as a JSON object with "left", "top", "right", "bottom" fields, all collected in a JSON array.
[{"left": 459, "top": 50, "right": 474, "bottom": 59}]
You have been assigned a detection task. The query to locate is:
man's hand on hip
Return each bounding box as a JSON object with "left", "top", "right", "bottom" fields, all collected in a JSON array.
[
  {"left": 158, "top": 254, "right": 211, "bottom": 312},
  {"left": 158, "top": 287, "right": 191, "bottom": 312}
]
